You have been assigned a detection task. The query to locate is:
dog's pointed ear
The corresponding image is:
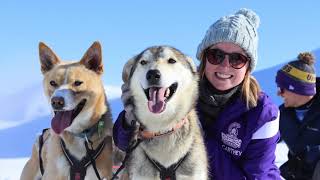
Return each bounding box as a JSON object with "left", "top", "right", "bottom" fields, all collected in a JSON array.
[
  {"left": 80, "top": 41, "right": 103, "bottom": 74},
  {"left": 186, "top": 56, "right": 197, "bottom": 74},
  {"left": 122, "top": 56, "right": 136, "bottom": 83},
  {"left": 39, "top": 42, "right": 61, "bottom": 74}
]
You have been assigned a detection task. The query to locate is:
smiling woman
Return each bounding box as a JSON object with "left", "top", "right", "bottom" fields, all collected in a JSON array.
[
  {"left": 201, "top": 42, "right": 250, "bottom": 92},
  {"left": 193, "top": 9, "right": 281, "bottom": 180}
]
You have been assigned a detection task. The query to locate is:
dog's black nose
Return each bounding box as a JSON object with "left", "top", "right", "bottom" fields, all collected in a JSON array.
[
  {"left": 146, "top": 69, "right": 161, "bottom": 84},
  {"left": 51, "top": 96, "right": 65, "bottom": 110}
]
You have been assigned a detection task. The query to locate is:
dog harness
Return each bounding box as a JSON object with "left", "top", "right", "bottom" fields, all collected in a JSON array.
[
  {"left": 145, "top": 152, "right": 189, "bottom": 180},
  {"left": 139, "top": 117, "right": 190, "bottom": 180},
  {"left": 38, "top": 114, "right": 107, "bottom": 179},
  {"left": 39, "top": 128, "right": 50, "bottom": 175},
  {"left": 111, "top": 117, "right": 190, "bottom": 180},
  {"left": 60, "top": 137, "right": 105, "bottom": 180}
]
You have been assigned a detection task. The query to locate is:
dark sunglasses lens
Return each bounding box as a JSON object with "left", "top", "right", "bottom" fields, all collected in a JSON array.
[
  {"left": 229, "top": 53, "right": 248, "bottom": 69},
  {"left": 206, "top": 49, "right": 224, "bottom": 65}
]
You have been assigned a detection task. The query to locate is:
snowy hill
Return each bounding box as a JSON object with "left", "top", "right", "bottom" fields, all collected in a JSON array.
[{"left": 0, "top": 85, "right": 50, "bottom": 130}]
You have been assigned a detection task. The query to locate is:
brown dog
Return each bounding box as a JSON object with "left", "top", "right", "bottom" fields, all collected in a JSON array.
[{"left": 20, "top": 42, "right": 113, "bottom": 180}]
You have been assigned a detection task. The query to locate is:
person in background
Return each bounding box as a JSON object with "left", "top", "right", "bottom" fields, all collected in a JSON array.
[
  {"left": 276, "top": 52, "right": 320, "bottom": 180},
  {"left": 114, "top": 8, "right": 281, "bottom": 179}
]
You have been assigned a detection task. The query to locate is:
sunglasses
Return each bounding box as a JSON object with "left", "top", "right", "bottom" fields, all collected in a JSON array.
[{"left": 205, "top": 48, "right": 249, "bottom": 69}]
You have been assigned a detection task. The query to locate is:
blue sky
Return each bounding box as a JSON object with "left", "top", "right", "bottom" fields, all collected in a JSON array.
[{"left": 1, "top": 1, "right": 320, "bottom": 96}]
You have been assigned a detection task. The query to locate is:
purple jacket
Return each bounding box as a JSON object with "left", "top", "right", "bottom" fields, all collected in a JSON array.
[
  {"left": 199, "top": 92, "right": 281, "bottom": 179},
  {"left": 113, "top": 92, "right": 281, "bottom": 180}
]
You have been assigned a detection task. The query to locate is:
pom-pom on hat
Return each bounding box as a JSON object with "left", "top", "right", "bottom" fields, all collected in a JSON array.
[
  {"left": 196, "top": 8, "right": 260, "bottom": 71},
  {"left": 276, "top": 52, "right": 317, "bottom": 96}
]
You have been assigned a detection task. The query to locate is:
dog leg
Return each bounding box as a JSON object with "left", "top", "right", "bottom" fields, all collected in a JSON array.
[{"left": 20, "top": 143, "right": 41, "bottom": 180}]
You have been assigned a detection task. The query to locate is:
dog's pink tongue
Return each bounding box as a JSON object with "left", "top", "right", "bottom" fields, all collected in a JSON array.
[
  {"left": 148, "top": 87, "right": 166, "bottom": 113},
  {"left": 51, "top": 111, "right": 73, "bottom": 134}
]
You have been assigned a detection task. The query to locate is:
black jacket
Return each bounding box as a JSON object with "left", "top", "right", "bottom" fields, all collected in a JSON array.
[{"left": 279, "top": 78, "right": 320, "bottom": 179}]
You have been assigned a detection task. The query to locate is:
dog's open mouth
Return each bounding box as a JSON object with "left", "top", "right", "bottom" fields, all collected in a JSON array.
[
  {"left": 51, "top": 99, "right": 86, "bottom": 134},
  {"left": 144, "top": 83, "right": 178, "bottom": 114}
]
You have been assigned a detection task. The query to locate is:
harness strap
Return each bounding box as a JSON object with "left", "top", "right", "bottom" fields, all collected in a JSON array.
[
  {"left": 84, "top": 138, "right": 102, "bottom": 180},
  {"left": 111, "top": 138, "right": 143, "bottom": 180},
  {"left": 38, "top": 112, "right": 107, "bottom": 177},
  {"left": 145, "top": 152, "right": 189, "bottom": 180},
  {"left": 110, "top": 117, "right": 189, "bottom": 179},
  {"left": 60, "top": 138, "right": 106, "bottom": 180},
  {"left": 39, "top": 128, "right": 49, "bottom": 175}
]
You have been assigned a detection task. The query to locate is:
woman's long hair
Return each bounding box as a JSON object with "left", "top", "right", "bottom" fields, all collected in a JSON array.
[{"left": 198, "top": 58, "right": 261, "bottom": 108}]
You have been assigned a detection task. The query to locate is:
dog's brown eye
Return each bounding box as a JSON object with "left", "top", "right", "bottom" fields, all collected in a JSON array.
[
  {"left": 50, "top": 80, "right": 58, "bottom": 87},
  {"left": 140, "top": 60, "right": 147, "bottom": 65},
  {"left": 168, "top": 58, "right": 176, "bottom": 64},
  {"left": 74, "top": 80, "right": 83, "bottom": 86}
]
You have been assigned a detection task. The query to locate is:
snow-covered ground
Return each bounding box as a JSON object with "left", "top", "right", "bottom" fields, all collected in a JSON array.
[
  {"left": 0, "top": 142, "right": 288, "bottom": 180},
  {"left": 0, "top": 158, "right": 28, "bottom": 180}
]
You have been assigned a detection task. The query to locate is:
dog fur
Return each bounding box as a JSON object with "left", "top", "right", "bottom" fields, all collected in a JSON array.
[
  {"left": 20, "top": 42, "right": 113, "bottom": 180},
  {"left": 122, "top": 46, "right": 208, "bottom": 180}
]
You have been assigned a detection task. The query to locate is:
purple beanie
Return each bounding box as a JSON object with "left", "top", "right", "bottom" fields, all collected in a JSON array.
[{"left": 276, "top": 52, "right": 316, "bottom": 96}]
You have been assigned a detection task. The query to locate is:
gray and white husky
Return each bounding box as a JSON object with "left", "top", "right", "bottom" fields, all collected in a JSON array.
[{"left": 122, "top": 46, "right": 208, "bottom": 180}]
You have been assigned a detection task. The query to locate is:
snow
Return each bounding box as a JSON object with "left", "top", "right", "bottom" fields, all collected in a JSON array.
[
  {"left": 0, "top": 85, "right": 50, "bottom": 130},
  {"left": 0, "top": 158, "right": 28, "bottom": 180}
]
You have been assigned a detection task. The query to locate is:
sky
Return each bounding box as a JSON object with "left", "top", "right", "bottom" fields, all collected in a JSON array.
[{"left": 1, "top": 0, "right": 320, "bottom": 96}]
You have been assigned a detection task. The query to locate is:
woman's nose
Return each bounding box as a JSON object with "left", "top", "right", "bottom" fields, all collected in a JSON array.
[{"left": 220, "top": 56, "right": 230, "bottom": 67}]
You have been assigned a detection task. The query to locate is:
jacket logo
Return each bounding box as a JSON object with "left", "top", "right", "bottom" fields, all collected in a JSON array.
[
  {"left": 221, "top": 122, "right": 242, "bottom": 149},
  {"left": 289, "top": 85, "right": 295, "bottom": 90}
]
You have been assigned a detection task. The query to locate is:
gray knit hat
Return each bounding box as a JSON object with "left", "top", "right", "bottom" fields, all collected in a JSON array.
[{"left": 196, "top": 8, "right": 260, "bottom": 71}]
